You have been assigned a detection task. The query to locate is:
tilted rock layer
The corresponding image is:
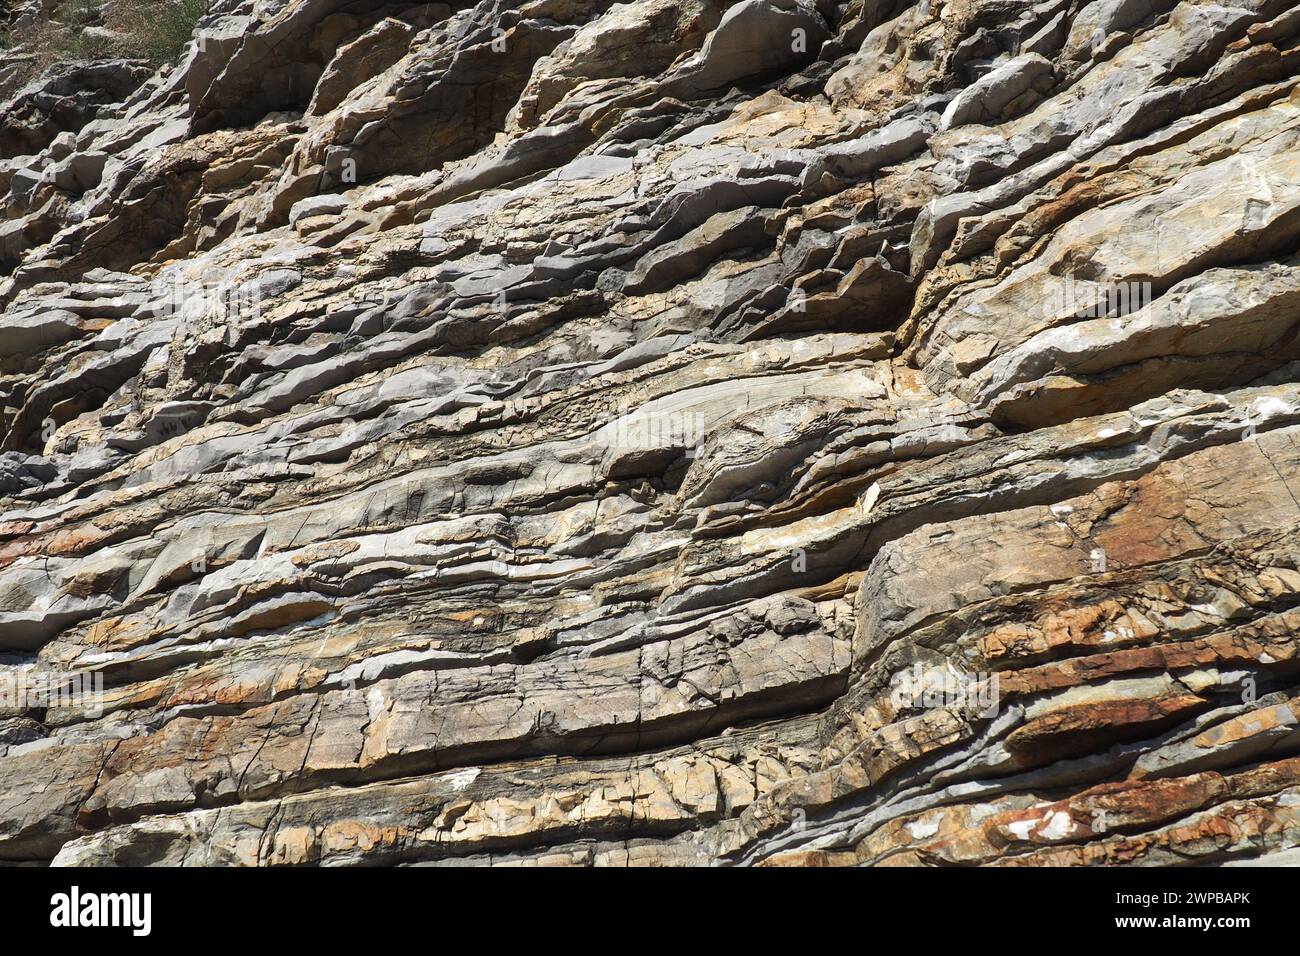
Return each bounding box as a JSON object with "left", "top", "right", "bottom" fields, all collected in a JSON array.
[{"left": 2, "top": 0, "right": 1300, "bottom": 866}]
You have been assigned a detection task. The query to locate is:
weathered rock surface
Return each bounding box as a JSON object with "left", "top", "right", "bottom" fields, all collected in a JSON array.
[{"left": 2, "top": 0, "right": 1300, "bottom": 866}]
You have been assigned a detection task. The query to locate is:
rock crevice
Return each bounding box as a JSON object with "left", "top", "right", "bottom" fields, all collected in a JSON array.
[{"left": 2, "top": 0, "right": 1300, "bottom": 866}]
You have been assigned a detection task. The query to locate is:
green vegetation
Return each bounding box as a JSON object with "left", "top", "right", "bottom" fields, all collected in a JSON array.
[
  {"left": 0, "top": 0, "right": 206, "bottom": 96},
  {"left": 107, "top": 0, "right": 208, "bottom": 65}
]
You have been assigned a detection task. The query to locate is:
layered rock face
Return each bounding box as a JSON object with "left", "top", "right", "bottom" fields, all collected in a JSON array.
[{"left": 2, "top": 0, "right": 1300, "bottom": 867}]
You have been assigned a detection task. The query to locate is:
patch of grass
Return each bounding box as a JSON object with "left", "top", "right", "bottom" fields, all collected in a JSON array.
[
  {"left": 56, "top": 28, "right": 117, "bottom": 61},
  {"left": 2, "top": 20, "right": 63, "bottom": 91},
  {"left": 107, "top": 0, "right": 208, "bottom": 65},
  {"left": 0, "top": 0, "right": 206, "bottom": 98},
  {"left": 62, "top": 0, "right": 101, "bottom": 27}
]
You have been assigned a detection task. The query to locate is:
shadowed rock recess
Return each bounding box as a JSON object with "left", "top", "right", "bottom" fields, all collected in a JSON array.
[{"left": 2, "top": 0, "right": 1300, "bottom": 868}]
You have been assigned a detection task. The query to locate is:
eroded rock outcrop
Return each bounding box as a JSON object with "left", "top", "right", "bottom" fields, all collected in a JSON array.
[{"left": 2, "top": 0, "right": 1300, "bottom": 866}]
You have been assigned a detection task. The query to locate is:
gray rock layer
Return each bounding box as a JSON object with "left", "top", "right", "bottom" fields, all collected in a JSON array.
[{"left": 2, "top": 0, "right": 1300, "bottom": 866}]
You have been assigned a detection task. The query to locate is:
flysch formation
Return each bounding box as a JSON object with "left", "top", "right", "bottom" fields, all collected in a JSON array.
[{"left": 2, "top": 0, "right": 1300, "bottom": 866}]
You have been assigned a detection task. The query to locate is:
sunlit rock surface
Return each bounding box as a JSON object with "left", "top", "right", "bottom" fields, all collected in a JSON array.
[{"left": 2, "top": 0, "right": 1300, "bottom": 866}]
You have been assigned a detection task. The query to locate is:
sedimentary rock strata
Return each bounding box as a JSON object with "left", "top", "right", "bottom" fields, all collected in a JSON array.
[{"left": 2, "top": 0, "right": 1300, "bottom": 866}]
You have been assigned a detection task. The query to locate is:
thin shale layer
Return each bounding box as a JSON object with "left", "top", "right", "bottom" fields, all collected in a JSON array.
[{"left": 1, "top": 0, "right": 1300, "bottom": 866}]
